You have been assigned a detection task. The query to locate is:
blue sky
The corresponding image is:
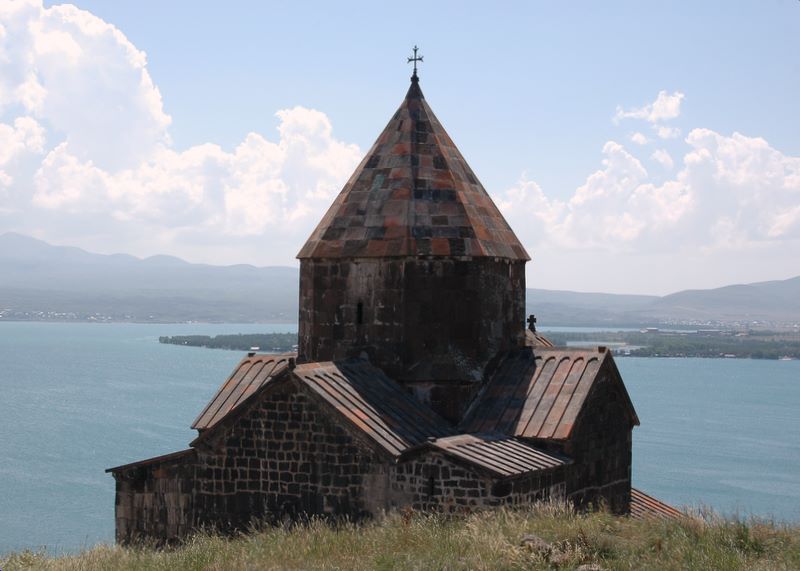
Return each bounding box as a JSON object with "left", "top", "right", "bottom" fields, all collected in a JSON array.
[{"left": 2, "top": 1, "right": 799, "bottom": 294}]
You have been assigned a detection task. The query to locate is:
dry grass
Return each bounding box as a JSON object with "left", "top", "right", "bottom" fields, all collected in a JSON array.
[{"left": 2, "top": 503, "right": 799, "bottom": 571}]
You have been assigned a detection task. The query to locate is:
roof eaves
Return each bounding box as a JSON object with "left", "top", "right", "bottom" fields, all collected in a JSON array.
[{"left": 106, "top": 448, "right": 195, "bottom": 473}]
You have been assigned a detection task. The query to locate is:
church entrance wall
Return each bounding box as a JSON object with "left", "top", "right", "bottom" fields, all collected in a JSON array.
[{"left": 393, "top": 451, "right": 566, "bottom": 513}]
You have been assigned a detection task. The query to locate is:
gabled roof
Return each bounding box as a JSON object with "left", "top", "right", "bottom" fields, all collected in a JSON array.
[
  {"left": 189, "top": 355, "right": 452, "bottom": 454},
  {"left": 191, "top": 354, "right": 293, "bottom": 431},
  {"left": 403, "top": 433, "right": 569, "bottom": 478},
  {"left": 293, "top": 360, "right": 453, "bottom": 457},
  {"left": 460, "top": 347, "right": 639, "bottom": 440},
  {"left": 297, "top": 78, "right": 529, "bottom": 261}
]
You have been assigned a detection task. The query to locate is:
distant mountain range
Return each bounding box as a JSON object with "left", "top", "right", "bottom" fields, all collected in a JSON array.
[
  {"left": 527, "top": 278, "right": 800, "bottom": 327},
  {"left": 1, "top": 232, "right": 798, "bottom": 326},
  {"left": 0, "top": 233, "right": 297, "bottom": 322}
]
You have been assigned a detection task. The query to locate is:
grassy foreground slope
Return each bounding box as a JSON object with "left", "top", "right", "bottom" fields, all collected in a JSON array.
[{"left": 3, "top": 505, "right": 798, "bottom": 571}]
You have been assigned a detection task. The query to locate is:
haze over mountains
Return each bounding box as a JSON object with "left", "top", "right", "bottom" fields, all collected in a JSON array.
[
  {"left": 1, "top": 232, "right": 798, "bottom": 326},
  {"left": 0, "top": 233, "right": 296, "bottom": 323}
]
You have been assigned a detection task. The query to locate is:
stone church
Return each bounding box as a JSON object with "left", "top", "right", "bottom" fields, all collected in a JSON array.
[{"left": 108, "top": 64, "right": 674, "bottom": 543}]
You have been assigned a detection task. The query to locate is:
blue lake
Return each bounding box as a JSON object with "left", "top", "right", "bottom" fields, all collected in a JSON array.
[{"left": 0, "top": 322, "right": 798, "bottom": 555}]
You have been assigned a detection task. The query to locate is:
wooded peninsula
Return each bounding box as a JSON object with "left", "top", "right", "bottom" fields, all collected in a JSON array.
[
  {"left": 159, "top": 333, "right": 297, "bottom": 353},
  {"left": 159, "top": 329, "right": 800, "bottom": 359}
]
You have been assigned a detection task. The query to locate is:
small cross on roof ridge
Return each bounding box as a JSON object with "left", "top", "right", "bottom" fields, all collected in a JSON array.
[{"left": 407, "top": 45, "right": 423, "bottom": 80}]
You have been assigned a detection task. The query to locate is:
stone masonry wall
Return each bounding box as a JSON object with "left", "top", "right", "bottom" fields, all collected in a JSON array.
[
  {"left": 558, "top": 372, "right": 633, "bottom": 514},
  {"left": 112, "top": 386, "right": 575, "bottom": 544},
  {"left": 393, "top": 451, "right": 566, "bottom": 513},
  {"left": 112, "top": 454, "right": 195, "bottom": 544},
  {"left": 192, "top": 380, "right": 390, "bottom": 531},
  {"left": 298, "top": 257, "right": 526, "bottom": 420},
  {"left": 112, "top": 380, "right": 399, "bottom": 544}
]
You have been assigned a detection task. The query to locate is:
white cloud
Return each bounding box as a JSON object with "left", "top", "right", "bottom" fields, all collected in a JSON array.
[
  {"left": 28, "top": 107, "right": 361, "bottom": 247},
  {"left": 682, "top": 128, "right": 800, "bottom": 243},
  {"left": 651, "top": 149, "right": 674, "bottom": 169},
  {"left": 0, "top": 116, "right": 46, "bottom": 201},
  {"left": 495, "top": 130, "right": 800, "bottom": 255},
  {"left": 497, "top": 141, "right": 692, "bottom": 251},
  {"left": 499, "top": 88, "right": 798, "bottom": 268},
  {"left": 656, "top": 125, "right": 681, "bottom": 139},
  {"left": 615, "top": 90, "right": 685, "bottom": 124},
  {"left": 0, "top": 1, "right": 362, "bottom": 264},
  {"left": 0, "top": 0, "right": 170, "bottom": 171},
  {"left": 0, "top": 116, "right": 45, "bottom": 166}
]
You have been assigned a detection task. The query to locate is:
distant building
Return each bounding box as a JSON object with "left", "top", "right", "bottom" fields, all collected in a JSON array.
[{"left": 108, "top": 65, "right": 674, "bottom": 544}]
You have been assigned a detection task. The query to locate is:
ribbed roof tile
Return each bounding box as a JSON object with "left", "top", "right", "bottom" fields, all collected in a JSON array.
[
  {"left": 191, "top": 354, "right": 293, "bottom": 431},
  {"left": 293, "top": 360, "right": 454, "bottom": 457},
  {"left": 461, "top": 348, "right": 639, "bottom": 440},
  {"left": 191, "top": 356, "right": 453, "bottom": 455},
  {"left": 630, "top": 488, "right": 683, "bottom": 519},
  {"left": 411, "top": 433, "right": 570, "bottom": 478}
]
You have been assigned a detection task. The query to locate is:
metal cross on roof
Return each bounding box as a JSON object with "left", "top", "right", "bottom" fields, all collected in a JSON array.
[
  {"left": 407, "top": 45, "right": 423, "bottom": 78},
  {"left": 527, "top": 314, "right": 537, "bottom": 332}
]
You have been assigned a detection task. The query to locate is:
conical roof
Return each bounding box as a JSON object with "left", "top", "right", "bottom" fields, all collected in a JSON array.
[{"left": 298, "top": 78, "right": 529, "bottom": 261}]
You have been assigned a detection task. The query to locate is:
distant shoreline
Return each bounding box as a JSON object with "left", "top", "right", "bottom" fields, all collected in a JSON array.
[
  {"left": 0, "top": 317, "right": 298, "bottom": 325},
  {"left": 155, "top": 330, "right": 800, "bottom": 360},
  {"left": 544, "top": 330, "right": 800, "bottom": 360},
  {"left": 3, "top": 316, "right": 798, "bottom": 332},
  {"left": 4, "top": 320, "right": 799, "bottom": 360},
  {"left": 159, "top": 333, "right": 297, "bottom": 353}
]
